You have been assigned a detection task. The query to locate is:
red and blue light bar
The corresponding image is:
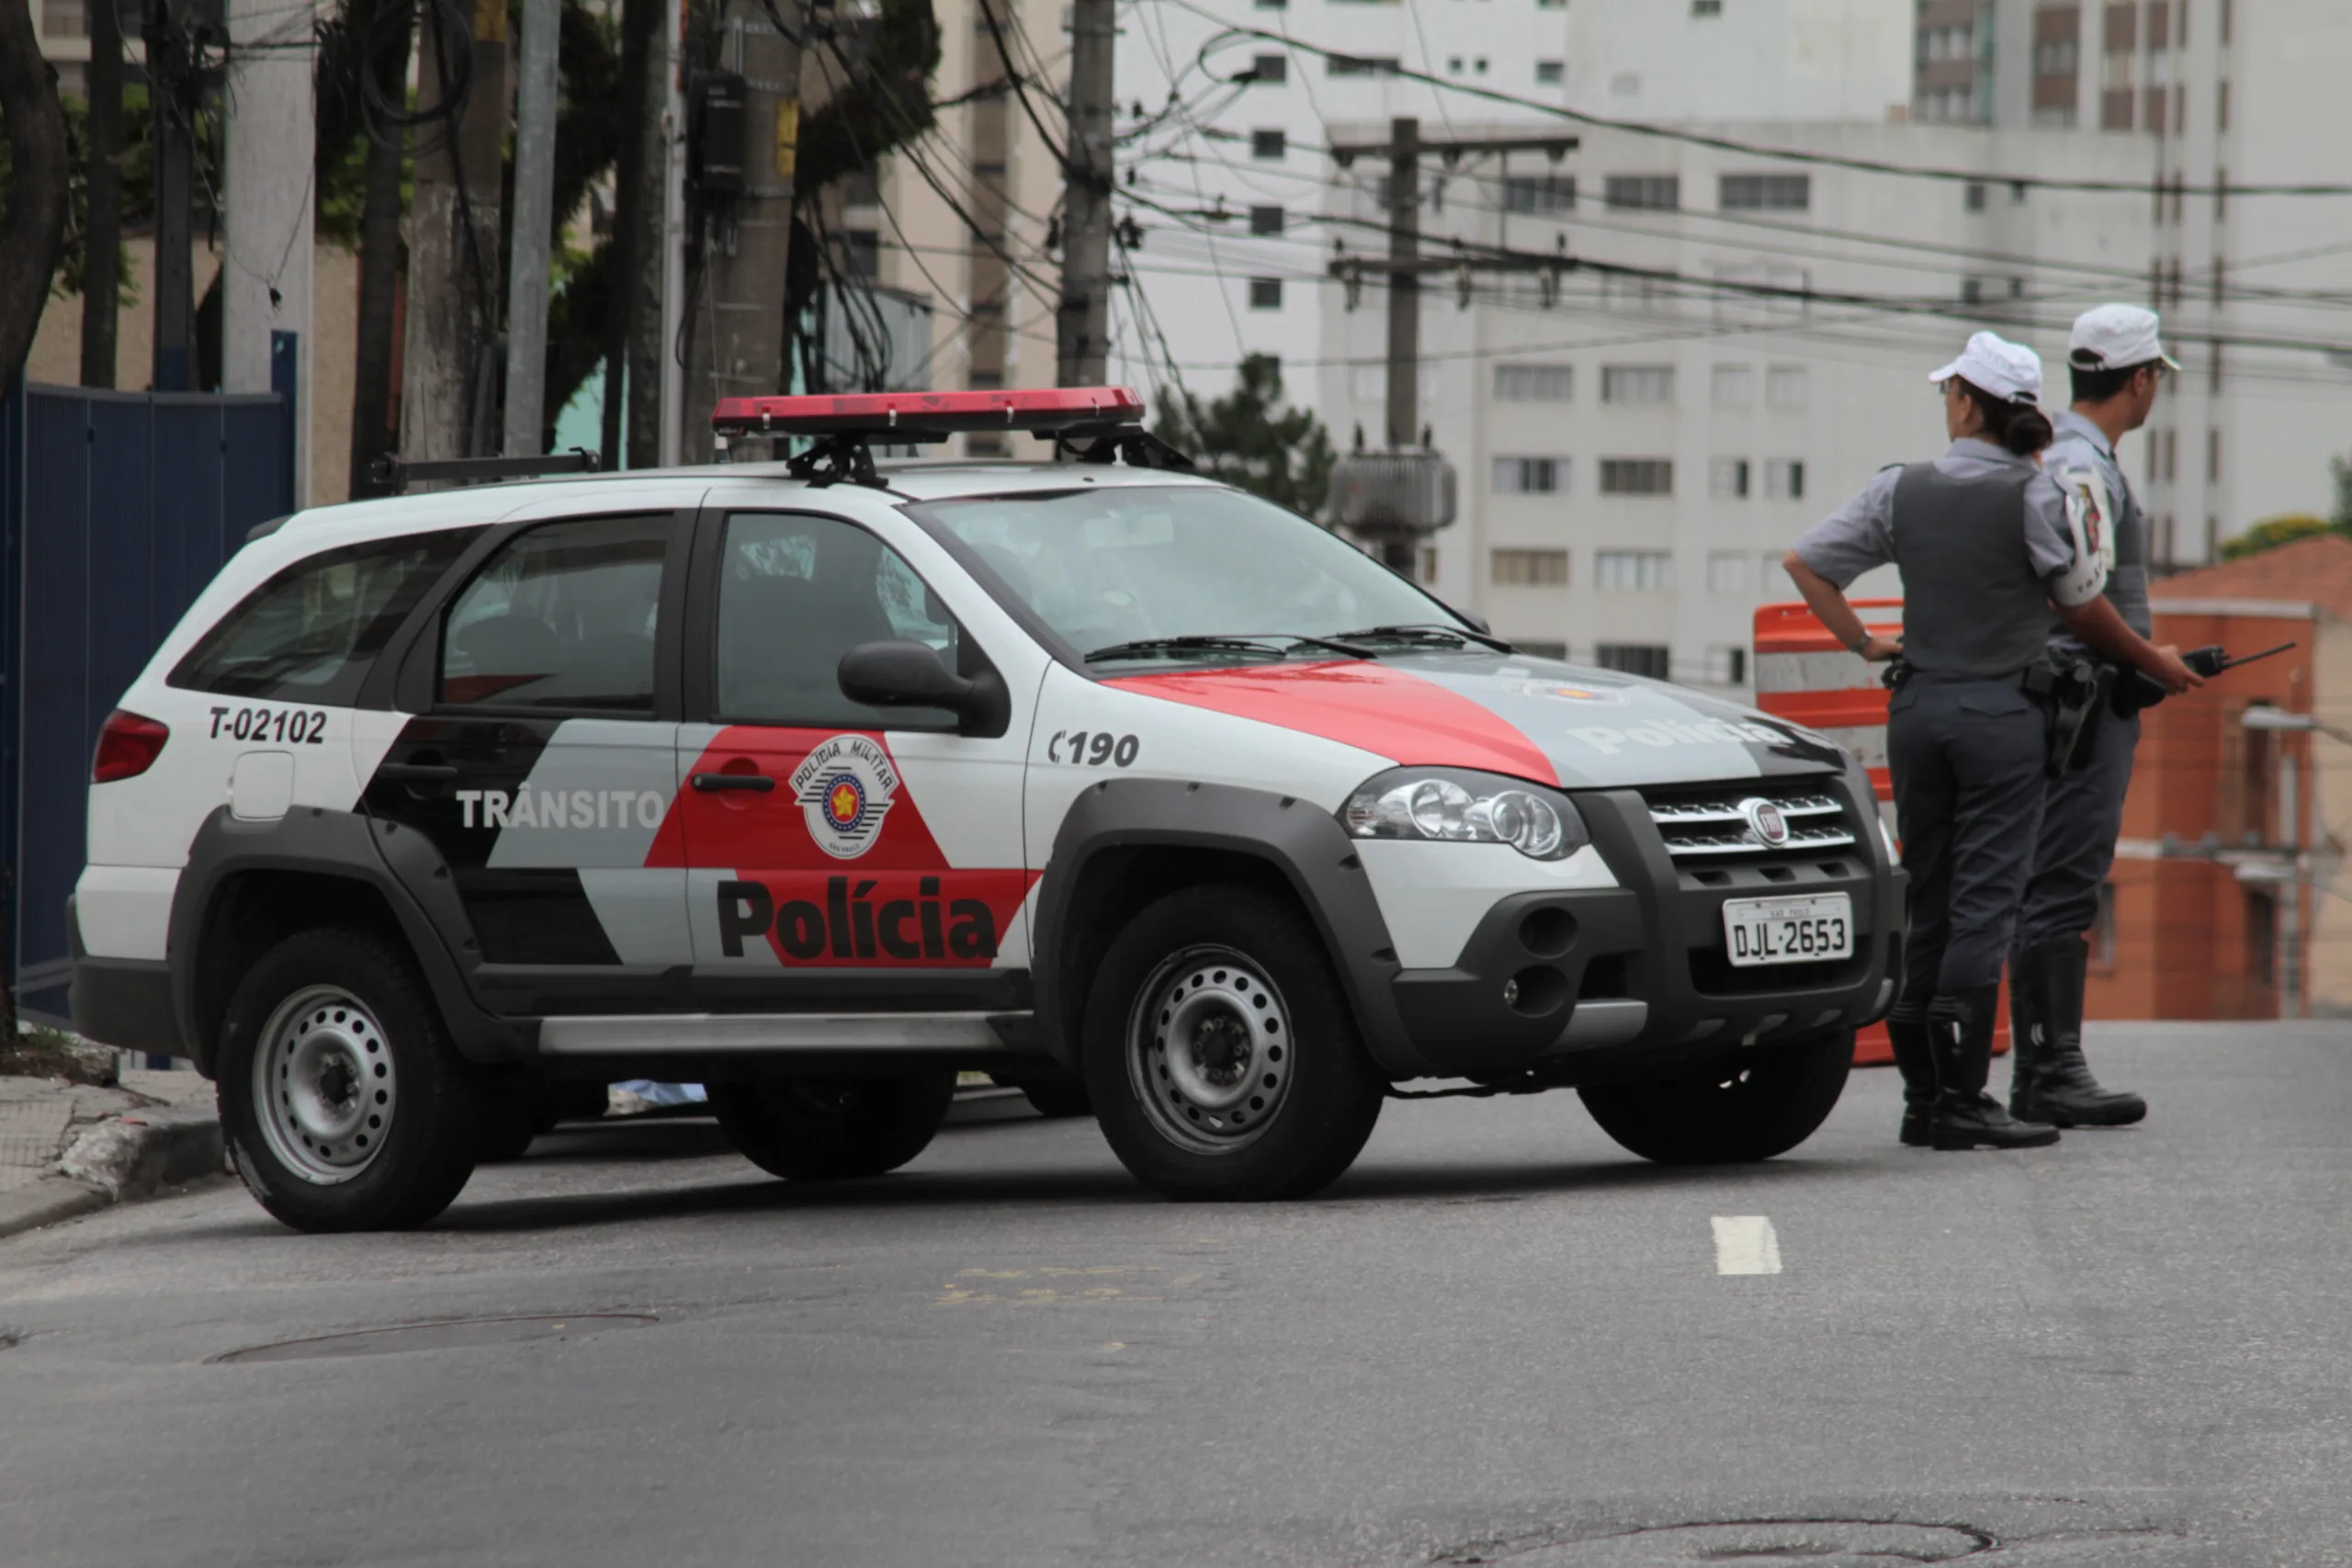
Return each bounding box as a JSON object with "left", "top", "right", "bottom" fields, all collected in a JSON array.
[{"left": 710, "top": 386, "right": 1147, "bottom": 439}]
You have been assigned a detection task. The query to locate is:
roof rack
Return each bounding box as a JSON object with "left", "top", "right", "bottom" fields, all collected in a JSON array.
[
  {"left": 707, "top": 387, "right": 1191, "bottom": 487},
  {"left": 369, "top": 448, "right": 602, "bottom": 496}
]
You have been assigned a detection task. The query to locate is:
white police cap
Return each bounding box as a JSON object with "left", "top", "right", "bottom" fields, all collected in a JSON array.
[
  {"left": 2069, "top": 303, "right": 2181, "bottom": 373},
  {"left": 1928, "top": 331, "right": 2044, "bottom": 406}
]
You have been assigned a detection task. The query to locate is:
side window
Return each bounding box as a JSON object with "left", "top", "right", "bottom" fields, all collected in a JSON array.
[
  {"left": 714, "top": 513, "right": 960, "bottom": 728},
  {"left": 439, "top": 514, "right": 670, "bottom": 712},
  {"left": 170, "top": 528, "right": 480, "bottom": 705}
]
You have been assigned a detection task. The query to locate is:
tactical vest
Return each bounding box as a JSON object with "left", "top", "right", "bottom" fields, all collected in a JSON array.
[{"left": 1890, "top": 462, "right": 2053, "bottom": 681}]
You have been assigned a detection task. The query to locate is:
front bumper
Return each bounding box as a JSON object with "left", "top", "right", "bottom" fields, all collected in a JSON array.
[{"left": 1384, "top": 773, "right": 1905, "bottom": 1083}]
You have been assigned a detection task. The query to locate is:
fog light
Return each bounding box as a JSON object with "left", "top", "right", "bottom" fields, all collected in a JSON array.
[{"left": 1501, "top": 977, "right": 1521, "bottom": 1006}]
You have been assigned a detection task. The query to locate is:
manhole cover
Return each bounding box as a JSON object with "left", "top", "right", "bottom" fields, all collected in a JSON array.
[
  {"left": 212, "top": 1314, "right": 657, "bottom": 1364},
  {"left": 1460, "top": 1521, "right": 1989, "bottom": 1566}
]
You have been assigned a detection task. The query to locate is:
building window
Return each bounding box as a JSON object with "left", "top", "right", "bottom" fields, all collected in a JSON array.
[
  {"left": 42, "top": 0, "right": 85, "bottom": 35},
  {"left": 1692, "top": 0, "right": 1723, "bottom": 14},
  {"left": 1720, "top": 174, "right": 1810, "bottom": 211},
  {"left": 1517, "top": 639, "right": 1569, "bottom": 658},
  {"left": 2247, "top": 889, "right": 2278, "bottom": 989},
  {"left": 1604, "top": 175, "right": 1679, "bottom": 210},
  {"left": 1766, "top": 366, "right": 1808, "bottom": 407},
  {"left": 842, "top": 228, "right": 880, "bottom": 279},
  {"left": 1251, "top": 130, "right": 1286, "bottom": 160},
  {"left": 1492, "top": 457, "right": 1566, "bottom": 494},
  {"left": 1966, "top": 180, "right": 1988, "bottom": 212},
  {"left": 1713, "top": 364, "right": 1754, "bottom": 407},
  {"left": 967, "top": 368, "right": 1003, "bottom": 389},
  {"left": 1707, "top": 550, "right": 1751, "bottom": 592},
  {"left": 1600, "top": 366, "right": 1675, "bottom": 405},
  {"left": 1766, "top": 458, "right": 1806, "bottom": 501},
  {"left": 1256, "top": 0, "right": 1286, "bottom": 8},
  {"left": 1599, "top": 458, "right": 1673, "bottom": 496},
  {"left": 1327, "top": 54, "right": 1401, "bottom": 76},
  {"left": 2036, "top": 39, "right": 2079, "bottom": 74},
  {"left": 1419, "top": 547, "right": 1440, "bottom": 583},
  {"left": 1492, "top": 548, "right": 1570, "bottom": 586},
  {"left": 1760, "top": 550, "right": 1791, "bottom": 594},
  {"left": 1248, "top": 277, "right": 1283, "bottom": 310},
  {"left": 967, "top": 434, "right": 1008, "bottom": 457},
  {"left": 1710, "top": 645, "right": 1748, "bottom": 684},
  {"left": 1251, "top": 53, "right": 1287, "bottom": 82},
  {"left": 1962, "top": 276, "right": 1987, "bottom": 305},
  {"left": 1596, "top": 643, "right": 1673, "bottom": 679},
  {"left": 1535, "top": 60, "right": 1565, "bottom": 85},
  {"left": 1709, "top": 459, "right": 1751, "bottom": 501},
  {"left": 1596, "top": 551, "right": 1673, "bottom": 591},
  {"left": 1502, "top": 173, "right": 1576, "bottom": 212},
  {"left": 1494, "top": 363, "right": 1573, "bottom": 401},
  {"left": 1249, "top": 205, "right": 1284, "bottom": 235}
]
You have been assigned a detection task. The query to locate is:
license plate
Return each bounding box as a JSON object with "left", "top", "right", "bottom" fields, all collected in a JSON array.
[{"left": 1721, "top": 894, "right": 1853, "bottom": 967}]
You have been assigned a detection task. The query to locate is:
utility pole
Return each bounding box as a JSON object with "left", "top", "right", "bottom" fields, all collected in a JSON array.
[
  {"left": 1056, "top": 0, "right": 1115, "bottom": 386},
  {"left": 625, "top": 19, "right": 672, "bottom": 468},
  {"left": 145, "top": 0, "right": 196, "bottom": 390},
  {"left": 657, "top": 0, "right": 689, "bottom": 468},
  {"left": 681, "top": 0, "right": 803, "bottom": 461},
  {"left": 1382, "top": 117, "right": 1419, "bottom": 453},
  {"left": 224, "top": 0, "right": 316, "bottom": 501},
  {"left": 80, "top": 0, "right": 123, "bottom": 388},
  {"left": 1326, "top": 126, "right": 1578, "bottom": 574},
  {"left": 503, "top": 0, "right": 560, "bottom": 456},
  {"left": 401, "top": 0, "right": 509, "bottom": 461}
]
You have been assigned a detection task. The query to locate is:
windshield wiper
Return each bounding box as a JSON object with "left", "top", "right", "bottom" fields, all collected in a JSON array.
[
  {"left": 1329, "top": 622, "right": 1515, "bottom": 653},
  {"left": 1084, "top": 633, "right": 1375, "bottom": 664}
]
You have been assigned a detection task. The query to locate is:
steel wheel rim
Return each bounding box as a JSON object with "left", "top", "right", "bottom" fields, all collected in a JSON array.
[
  {"left": 252, "top": 986, "right": 396, "bottom": 1184},
  {"left": 1127, "top": 944, "right": 1294, "bottom": 1155}
]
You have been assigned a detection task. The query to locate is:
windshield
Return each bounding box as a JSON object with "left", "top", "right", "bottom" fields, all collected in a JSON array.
[{"left": 911, "top": 485, "right": 1460, "bottom": 661}]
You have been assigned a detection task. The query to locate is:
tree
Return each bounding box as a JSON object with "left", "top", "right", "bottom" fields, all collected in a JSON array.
[
  {"left": 2222, "top": 514, "right": 2341, "bottom": 561},
  {"left": 0, "top": 17, "right": 73, "bottom": 392},
  {"left": 1151, "top": 355, "right": 1337, "bottom": 518}
]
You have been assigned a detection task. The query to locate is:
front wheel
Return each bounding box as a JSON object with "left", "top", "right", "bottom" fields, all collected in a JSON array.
[
  {"left": 216, "top": 929, "right": 486, "bottom": 1232},
  {"left": 708, "top": 1073, "right": 956, "bottom": 1180},
  {"left": 1083, "top": 885, "right": 1385, "bottom": 1201},
  {"left": 1578, "top": 1029, "right": 1855, "bottom": 1165}
]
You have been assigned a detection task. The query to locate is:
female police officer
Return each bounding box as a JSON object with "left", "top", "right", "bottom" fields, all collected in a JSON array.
[{"left": 1782, "top": 333, "right": 2198, "bottom": 1151}]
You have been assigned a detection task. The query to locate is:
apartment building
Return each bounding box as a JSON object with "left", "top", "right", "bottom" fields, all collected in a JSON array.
[{"left": 1913, "top": 1, "right": 2352, "bottom": 567}]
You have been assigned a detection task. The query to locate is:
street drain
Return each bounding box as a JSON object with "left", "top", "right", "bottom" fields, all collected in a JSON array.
[
  {"left": 1445, "top": 1521, "right": 1992, "bottom": 1566},
  {"left": 212, "top": 1314, "right": 658, "bottom": 1364}
]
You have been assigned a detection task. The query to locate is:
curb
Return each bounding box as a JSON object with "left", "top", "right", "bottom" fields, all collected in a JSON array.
[{"left": 1, "top": 1102, "right": 226, "bottom": 1242}]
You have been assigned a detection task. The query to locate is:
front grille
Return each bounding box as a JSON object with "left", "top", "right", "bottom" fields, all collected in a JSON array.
[{"left": 1644, "top": 784, "right": 1857, "bottom": 862}]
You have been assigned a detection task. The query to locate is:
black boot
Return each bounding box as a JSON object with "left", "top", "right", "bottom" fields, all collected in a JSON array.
[
  {"left": 1885, "top": 1004, "right": 1936, "bottom": 1147},
  {"left": 1928, "top": 986, "right": 2060, "bottom": 1151},
  {"left": 2010, "top": 937, "right": 2146, "bottom": 1127}
]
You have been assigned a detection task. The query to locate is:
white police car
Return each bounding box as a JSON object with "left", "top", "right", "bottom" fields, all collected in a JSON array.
[{"left": 70, "top": 388, "right": 1903, "bottom": 1230}]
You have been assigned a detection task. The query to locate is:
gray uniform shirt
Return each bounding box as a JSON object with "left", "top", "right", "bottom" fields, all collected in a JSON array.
[
  {"left": 2045, "top": 409, "right": 2153, "bottom": 648},
  {"left": 1792, "top": 438, "right": 2082, "bottom": 592}
]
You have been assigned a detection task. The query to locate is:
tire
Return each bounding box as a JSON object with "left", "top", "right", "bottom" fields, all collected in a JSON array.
[
  {"left": 708, "top": 1072, "right": 956, "bottom": 1180},
  {"left": 1082, "top": 884, "right": 1385, "bottom": 1201},
  {"left": 1578, "top": 1029, "right": 1855, "bottom": 1165},
  {"left": 1021, "top": 1082, "right": 1093, "bottom": 1120},
  {"left": 216, "top": 928, "right": 486, "bottom": 1232}
]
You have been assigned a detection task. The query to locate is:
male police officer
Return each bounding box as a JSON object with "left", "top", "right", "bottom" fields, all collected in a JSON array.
[{"left": 2007, "top": 306, "right": 2179, "bottom": 1128}]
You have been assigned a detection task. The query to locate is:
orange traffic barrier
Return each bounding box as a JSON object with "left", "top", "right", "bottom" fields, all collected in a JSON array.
[{"left": 1752, "top": 600, "right": 2007, "bottom": 1066}]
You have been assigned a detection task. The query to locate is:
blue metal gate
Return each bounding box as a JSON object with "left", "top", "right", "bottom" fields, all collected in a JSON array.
[{"left": 0, "top": 373, "right": 295, "bottom": 1020}]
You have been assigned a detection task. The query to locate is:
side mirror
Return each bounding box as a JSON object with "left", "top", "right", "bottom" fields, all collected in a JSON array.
[{"left": 836, "top": 640, "right": 1011, "bottom": 738}]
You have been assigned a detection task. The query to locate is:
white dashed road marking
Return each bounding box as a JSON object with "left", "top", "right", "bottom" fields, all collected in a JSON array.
[{"left": 1712, "top": 1215, "right": 1781, "bottom": 1275}]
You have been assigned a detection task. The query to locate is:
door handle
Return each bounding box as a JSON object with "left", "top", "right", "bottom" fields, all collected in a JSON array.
[
  {"left": 690, "top": 772, "right": 775, "bottom": 793},
  {"left": 378, "top": 761, "right": 459, "bottom": 782}
]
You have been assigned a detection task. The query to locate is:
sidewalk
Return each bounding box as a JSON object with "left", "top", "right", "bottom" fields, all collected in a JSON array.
[{"left": 0, "top": 1048, "right": 222, "bottom": 1240}]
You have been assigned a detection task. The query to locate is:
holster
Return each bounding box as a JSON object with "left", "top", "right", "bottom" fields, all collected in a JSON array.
[{"left": 2043, "top": 654, "right": 2105, "bottom": 778}]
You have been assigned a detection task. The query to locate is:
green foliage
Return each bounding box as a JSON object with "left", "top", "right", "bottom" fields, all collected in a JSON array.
[
  {"left": 0, "top": 86, "right": 154, "bottom": 304},
  {"left": 2334, "top": 455, "right": 2352, "bottom": 532},
  {"left": 2221, "top": 513, "right": 2346, "bottom": 560},
  {"left": 1151, "top": 355, "right": 1337, "bottom": 518}
]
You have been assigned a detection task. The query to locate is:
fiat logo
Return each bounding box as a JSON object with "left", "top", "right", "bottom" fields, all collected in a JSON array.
[{"left": 1741, "top": 797, "right": 1790, "bottom": 848}]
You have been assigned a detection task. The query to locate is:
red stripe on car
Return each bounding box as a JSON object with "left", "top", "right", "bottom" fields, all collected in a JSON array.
[{"left": 1107, "top": 661, "right": 1560, "bottom": 784}]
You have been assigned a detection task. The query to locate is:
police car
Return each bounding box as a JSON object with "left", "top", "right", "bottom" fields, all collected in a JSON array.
[{"left": 69, "top": 388, "right": 1904, "bottom": 1231}]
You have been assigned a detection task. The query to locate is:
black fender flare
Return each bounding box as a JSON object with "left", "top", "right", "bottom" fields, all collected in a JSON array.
[
  {"left": 1029, "top": 778, "right": 1433, "bottom": 1078},
  {"left": 168, "top": 807, "right": 534, "bottom": 1074}
]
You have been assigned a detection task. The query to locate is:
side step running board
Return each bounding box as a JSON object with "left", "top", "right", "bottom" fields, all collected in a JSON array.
[{"left": 537, "top": 1012, "right": 1029, "bottom": 1055}]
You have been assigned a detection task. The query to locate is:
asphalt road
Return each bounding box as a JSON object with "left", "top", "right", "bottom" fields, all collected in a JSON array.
[{"left": 4, "top": 1022, "right": 2349, "bottom": 1568}]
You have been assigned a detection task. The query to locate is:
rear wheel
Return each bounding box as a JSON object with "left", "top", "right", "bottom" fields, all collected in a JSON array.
[
  {"left": 1084, "top": 885, "right": 1385, "bottom": 1201},
  {"left": 1578, "top": 1029, "right": 1854, "bottom": 1165},
  {"left": 708, "top": 1073, "right": 956, "bottom": 1180},
  {"left": 216, "top": 929, "right": 485, "bottom": 1232}
]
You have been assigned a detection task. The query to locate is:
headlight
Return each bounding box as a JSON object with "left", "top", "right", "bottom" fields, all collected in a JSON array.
[{"left": 1341, "top": 768, "right": 1589, "bottom": 861}]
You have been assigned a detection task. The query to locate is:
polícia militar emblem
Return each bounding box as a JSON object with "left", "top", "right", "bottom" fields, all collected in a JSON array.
[{"left": 791, "top": 735, "right": 899, "bottom": 858}]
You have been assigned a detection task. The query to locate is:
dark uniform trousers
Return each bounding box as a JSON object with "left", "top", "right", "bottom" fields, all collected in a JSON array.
[
  {"left": 2016, "top": 705, "right": 2140, "bottom": 950},
  {"left": 1887, "top": 676, "right": 2050, "bottom": 998}
]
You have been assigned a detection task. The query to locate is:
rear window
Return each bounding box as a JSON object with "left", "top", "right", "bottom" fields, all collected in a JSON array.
[{"left": 171, "top": 528, "right": 481, "bottom": 705}]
